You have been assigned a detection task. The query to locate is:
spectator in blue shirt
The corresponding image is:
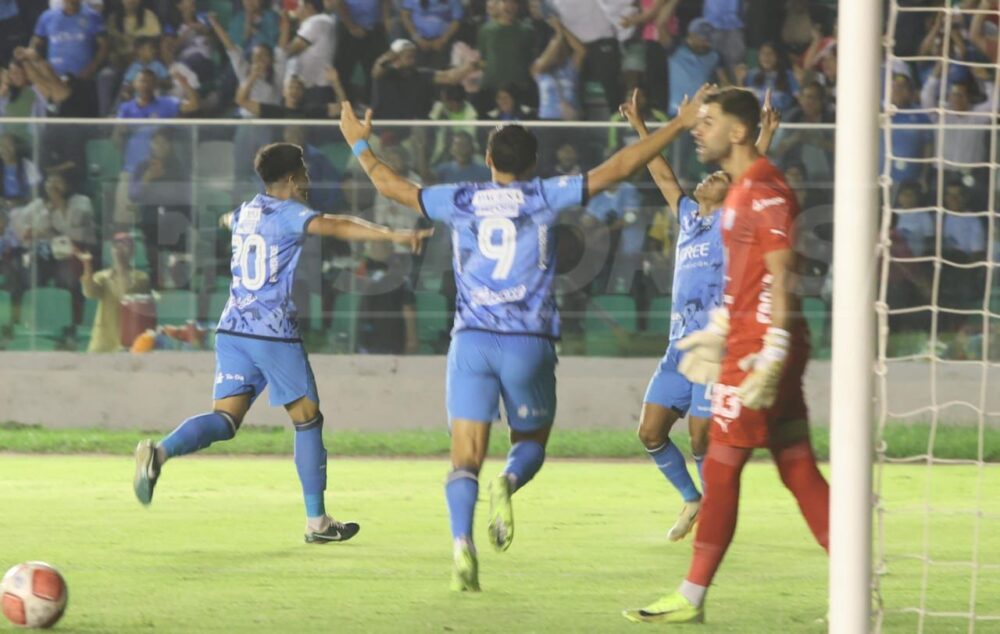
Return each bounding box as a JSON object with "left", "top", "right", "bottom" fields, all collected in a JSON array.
[
  {"left": 227, "top": 0, "right": 280, "bottom": 54},
  {"left": 884, "top": 73, "right": 932, "bottom": 188},
  {"left": 0, "top": 0, "right": 23, "bottom": 66},
  {"left": 433, "top": 132, "right": 490, "bottom": 183},
  {"left": 667, "top": 18, "right": 723, "bottom": 117},
  {"left": 111, "top": 68, "right": 199, "bottom": 228},
  {"left": 121, "top": 37, "right": 170, "bottom": 96},
  {"left": 331, "top": 0, "right": 389, "bottom": 103},
  {"left": 735, "top": 41, "right": 799, "bottom": 113},
  {"left": 585, "top": 180, "right": 647, "bottom": 294},
  {"left": 702, "top": 0, "right": 744, "bottom": 71},
  {"left": 30, "top": 0, "right": 107, "bottom": 116},
  {"left": 401, "top": 0, "right": 463, "bottom": 68}
]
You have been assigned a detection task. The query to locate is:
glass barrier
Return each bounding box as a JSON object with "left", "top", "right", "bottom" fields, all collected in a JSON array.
[{"left": 0, "top": 118, "right": 880, "bottom": 357}]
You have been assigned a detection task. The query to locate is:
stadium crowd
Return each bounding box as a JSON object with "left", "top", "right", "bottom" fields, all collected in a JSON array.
[{"left": 0, "top": 0, "right": 997, "bottom": 355}]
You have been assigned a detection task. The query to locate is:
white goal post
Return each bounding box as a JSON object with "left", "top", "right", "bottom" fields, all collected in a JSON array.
[{"left": 830, "top": 1, "right": 881, "bottom": 633}]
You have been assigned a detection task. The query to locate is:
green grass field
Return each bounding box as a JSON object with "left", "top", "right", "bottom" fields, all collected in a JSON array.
[{"left": 1, "top": 455, "right": 997, "bottom": 632}]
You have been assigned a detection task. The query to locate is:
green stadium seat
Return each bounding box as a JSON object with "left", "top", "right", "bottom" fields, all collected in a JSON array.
[
  {"left": 330, "top": 293, "right": 359, "bottom": 348},
  {"left": 802, "top": 297, "right": 829, "bottom": 358},
  {"left": 156, "top": 290, "right": 197, "bottom": 326},
  {"left": 586, "top": 295, "right": 637, "bottom": 333},
  {"left": 195, "top": 141, "right": 235, "bottom": 185},
  {"left": 318, "top": 143, "right": 353, "bottom": 173},
  {"left": 0, "top": 289, "right": 11, "bottom": 327},
  {"left": 415, "top": 292, "right": 448, "bottom": 353},
  {"left": 645, "top": 296, "right": 672, "bottom": 335},
  {"left": 19, "top": 287, "right": 73, "bottom": 346},
  {"left": 86, "top": 138, "right": 122, "bottom": 178},
  {"left": 207, "top": 290, "right": 230, "bottom": 322}
]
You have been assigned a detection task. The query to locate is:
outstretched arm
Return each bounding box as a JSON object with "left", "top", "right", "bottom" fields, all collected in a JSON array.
[
  {"left": 755, "top": 89, "right": 781, "bottom": 155},
  {"left": 588, "top": 85, "right": 709, "bottom": 199},
  {"left": 618, "top": 88, "right": 684, "bottom": 213},
  {"left": 339, "top": 102, "right": 423, "bottom": 212},
  {"left": 307, "top": 214, "right": 432, "bottom": 252}
]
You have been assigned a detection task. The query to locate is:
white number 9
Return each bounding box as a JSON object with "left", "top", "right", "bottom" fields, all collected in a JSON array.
[{"left": 478, "top": 217, "right": 517, "bottom": 280}]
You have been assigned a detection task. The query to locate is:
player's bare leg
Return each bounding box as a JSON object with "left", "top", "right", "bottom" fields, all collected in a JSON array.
[
  {"left": 448, "top": 419, "right": 491, "bottom": 591},
  {"left": 489, "top": 425, "right": 552, "bottom": 552},
  {"left": 134, "top": 394, "right": 250, "bottom": 506},
  {"left": 638, "top": 403, "right": 704, "bottom": 541},
  {"left": 286, "top": 396, "right": 359, "bottom": 544},
  {"left": 624, "top": 441, "right": 751, "bottom": 623}
]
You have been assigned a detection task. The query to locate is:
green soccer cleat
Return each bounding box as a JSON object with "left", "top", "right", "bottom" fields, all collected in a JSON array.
[
  {"left": 133, "top": 439, "right": 161, "bottom": 506},
  {"left": 622, "top": 591, "right": 705, "bottom": 624},
  {"left": 667, "top": 499, "right": 701, "bottom": 542},
  {"left": 488, "top": 473, "right": 514, "bottom": 552},
  {"left": 304, "top": 517, "right": 361, "bottom": 544},
  {"left": 450, "top": 541, "right": 480, "bottom": 592}
]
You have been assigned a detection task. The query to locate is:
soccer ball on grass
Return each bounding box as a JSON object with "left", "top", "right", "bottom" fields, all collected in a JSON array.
[{"left": 1, "top": 562, "right": 68, "bottom": 629}]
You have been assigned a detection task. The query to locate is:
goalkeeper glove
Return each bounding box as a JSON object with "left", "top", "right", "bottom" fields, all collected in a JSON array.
[
  {"left": 736, "top": 327, "right": 791, "bottom": 410},
  {"left": 676, "top": 308, "right": 729, "bottom": 384}
]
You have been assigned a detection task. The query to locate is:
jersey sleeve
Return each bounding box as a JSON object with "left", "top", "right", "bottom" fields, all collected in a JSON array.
[
  {"left": 751, "top": 189, "right": 794, "bottom": 253},
  {"left": 539, "top": 174, "right": 587, "bottom": 212},
  {"left": 418, "top": 184, "right": 461, "bottom": 224},
  {"left": 280, "top": 200, "right": 320, "bottom": 237},
  {"left": 34, "top": 11, "right": 50, "bottom": 38}
]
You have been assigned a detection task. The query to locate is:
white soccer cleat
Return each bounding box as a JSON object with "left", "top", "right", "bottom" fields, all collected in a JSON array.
[{"left": 667, "top": 499, "right": 701, "bottom": 542}]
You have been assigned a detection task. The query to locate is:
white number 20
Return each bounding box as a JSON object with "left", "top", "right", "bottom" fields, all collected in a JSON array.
[
  {"left": 478, "top": 217, "right": 517, "bottom": 280},
  {"left": 232, "top": 233, "right": 267, "bottom": 291}
]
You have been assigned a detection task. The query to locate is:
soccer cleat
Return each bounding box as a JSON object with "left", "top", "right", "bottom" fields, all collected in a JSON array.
[
  {"left": 667, "top": 499, "right": 702, "bottom": 542},
  {"left": 622, "top": 591, "right": 705, "bottom": 624},
  {"left": 133, "top": 439, "right": 161, "bottom": 506},
  {"left": 304, "top": 517, "right": 361, "bottom": 544},
  {"left": 488, "top": 473, "right": 514, "bottom": 552},
  {"left": 450, "top": 541, "right": 480, "bottom": 592}
]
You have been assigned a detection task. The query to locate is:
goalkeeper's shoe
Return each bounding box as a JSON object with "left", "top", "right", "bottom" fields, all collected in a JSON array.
[
  {"left": 667, "top": 499, "right": 701, "bottom": 542},
  {"left": 488, "top": 473, "right": 514, "bottom": 552},
  {"left": 450, "top": 541, "right": 480, "bottom": 592},
  {"left": 133, "top": 439, "right": 161, "bottom": 506},
  {"left": 304, "top": 517, "right": 361, "bottom": 543},
  {"left": 622, "top": 591, "right": 704, "bottom": 624}
]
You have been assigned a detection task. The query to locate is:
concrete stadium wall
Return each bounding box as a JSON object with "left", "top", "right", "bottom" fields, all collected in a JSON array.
[{"left": 0, "top": 352, "right": 994, "bottom": 431}]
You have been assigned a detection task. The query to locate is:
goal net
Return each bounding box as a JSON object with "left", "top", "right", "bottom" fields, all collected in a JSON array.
[{"left": 876, "top": 2, "right": 1000, "bottom": 631}]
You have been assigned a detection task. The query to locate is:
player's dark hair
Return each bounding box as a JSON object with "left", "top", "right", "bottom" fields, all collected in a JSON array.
[
  {"left": 254, "top": 142, "right": 305, "bottom": 185},
  {"left": 302, "top": 0, "right": 323, "bottom": 12},
  {"left": 441, "top": 83, "right": 465, "bottom": 103},
  {"left": 487, "top": 124, "right": 537, "bottom": 176},
  {"left": 705, "top": 88, "right": 761, "bottom": 138}
]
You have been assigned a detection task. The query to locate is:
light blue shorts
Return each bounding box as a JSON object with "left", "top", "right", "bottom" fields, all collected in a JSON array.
[
  {"left": 644, "top": 344, "right": 712, "bottom": 418},
  {"left": 446, "top": 331, "right": 557, "bottom": 432},
  {"left": 213, "top": 333, "right": 319, "bottom": 407}
]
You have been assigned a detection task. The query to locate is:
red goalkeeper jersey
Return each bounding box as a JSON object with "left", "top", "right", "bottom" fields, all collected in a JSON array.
[{"left": 720, "top": 156, "right": 807, "bottom": 352}]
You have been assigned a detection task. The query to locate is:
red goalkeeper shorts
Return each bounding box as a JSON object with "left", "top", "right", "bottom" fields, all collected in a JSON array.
[{"left": 709, "top": 340, "right": 811, "bottom": 449}]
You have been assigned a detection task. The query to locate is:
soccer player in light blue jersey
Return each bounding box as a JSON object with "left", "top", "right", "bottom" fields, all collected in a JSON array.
[
  {"left": 619, "top": 88, "right": 780, "bottom": 542},
  {"left": 339, "top": 97, "right": 710, "bottom": 591},
  {"left": 132, "top": 142, "right": 431, "bottom": 544}
]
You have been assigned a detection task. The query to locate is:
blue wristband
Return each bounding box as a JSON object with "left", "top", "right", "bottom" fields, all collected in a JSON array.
[{"left": 351, "top": 139, "right": 370, "bottom": 157}]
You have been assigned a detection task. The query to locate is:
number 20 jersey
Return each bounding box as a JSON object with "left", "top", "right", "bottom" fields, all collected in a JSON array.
[
  {"left": 216, "top": 194, "right": 319, "bottom": 341},
  {"left": 419, "top": 175, "right": 587, "bottom": 339}
]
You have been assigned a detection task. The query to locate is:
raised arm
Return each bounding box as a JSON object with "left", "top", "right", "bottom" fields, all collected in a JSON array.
[
  {"left": 339, "top": 103, "right": 423, "bottom": 212},
  {"left": 530, "top": 18, "right": 565, "bottom": 77},
  {"left": 174, "top": 71, "right": 201, "bottom": 114},
  {"left": 755, "top": 89, "right": 781, "bottom": 155},
  {"left": 235, "top": 67, "right": 263, "bottom": 116},
  {"left": 588, "top": 86, "right": 708, "bottom": 199},
  {"left": 971, "top": 1, "right": 997, "bottom": 61},
  {"left": 561, "top": 19, "right": 587, "bottom": 69},
  {"left": 433, "top": 58, "right": 480, "bottom": 85},
  {"left": 618, "top": 88, "right": 683, "bottom": 213},
  {"left": 208, "top": 12, "right": 239, "bottom": 53}
]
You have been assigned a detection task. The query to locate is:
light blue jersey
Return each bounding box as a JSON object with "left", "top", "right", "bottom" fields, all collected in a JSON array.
[
  {"left": 669, "top": 196, "right": 725, "bottom": 341},
  {"left": 419, "top": 175, "right": 586, "bottom": 339},
  {"left": 216, "top": 194, "right": 319, "bottom": 341}
]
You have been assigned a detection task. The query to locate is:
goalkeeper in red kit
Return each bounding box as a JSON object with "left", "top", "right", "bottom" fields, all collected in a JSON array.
[{"left": 623, "top": 87, "right": 830, "bottom": 624}]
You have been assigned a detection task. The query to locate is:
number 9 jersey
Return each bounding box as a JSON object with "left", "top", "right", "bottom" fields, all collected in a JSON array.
[
  {"left": 418, "top": 175, "right": 587, "bottom": 339},
  {"left": 216, "top": 194, "right": 319, "bottom": 342}
]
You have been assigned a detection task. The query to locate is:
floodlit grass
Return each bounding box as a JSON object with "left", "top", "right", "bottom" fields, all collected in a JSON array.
[
  {"left": 2, "top": 422, "right": 999, "bottom": 462},
  {"left": 0, "top": 456, "right": 996, "bottom": 632}
]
